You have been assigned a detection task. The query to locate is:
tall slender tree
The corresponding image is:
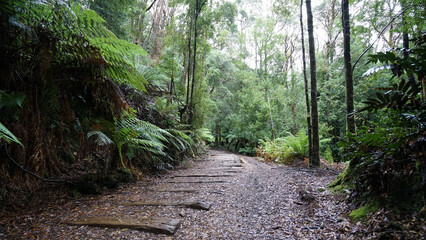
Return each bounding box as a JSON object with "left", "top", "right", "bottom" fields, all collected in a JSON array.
[
  {"left": 401, "top": 0, "right": 416, "bottom": 88},
  {"left": 305, "top": 0, "right": 320, "bottom": 167},
  {"left": 342, "top": 0, "right": 355, "bottom": 133},
  {"left": 189, "top": 0, "right": 207, "bottom": 124},
  {"left": 299, "top": 0, "right": 312, "bottom": 160}
]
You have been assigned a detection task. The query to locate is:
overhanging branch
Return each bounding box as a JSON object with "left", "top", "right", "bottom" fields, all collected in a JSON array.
[
  {"left": 352, "top": 5, "right": 418, "bottom": 73},
  {"left": 146, "top": 0, "right": 158, "bottom": 12}
]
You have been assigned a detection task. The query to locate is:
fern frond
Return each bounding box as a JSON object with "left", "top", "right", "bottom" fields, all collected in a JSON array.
[
  {"left": 0, "top": 122, "right": 23, "bottom": 147},
  {"left": 166, "top": 129, "right": 191, "bottom": 140},
  {"left": 130, "top": 140, "right": 166, "bottom": 156},
  {"left": 284, "top": 131, "right": 308, "bottom": 157},
  {"left": 194, "top": 128, "right": 214, "bottom": 143},
  {"left": 165, "top": 129, "right": 193, "bottom": 153},
  {"left": 87, "top": 130, "right": 113, "bottom": 146},
  {"left": 72, "top": 5, "right": 149, "bottom": 91},
  {"left": 132, "top": 138, "right": 165, "bottom": 149}
]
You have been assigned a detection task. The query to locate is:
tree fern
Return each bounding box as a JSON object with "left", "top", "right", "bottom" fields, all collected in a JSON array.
[
  {"left": 72, "top": 5, "right": 149, "bottom": 91},
  {"left": 2, "top": 0, "right": 149, "bottom": 92}
]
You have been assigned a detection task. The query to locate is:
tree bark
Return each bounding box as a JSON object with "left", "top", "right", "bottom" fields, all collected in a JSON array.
[
  {"left": 266, "top": 91, "right": 276, "bottom": 139},
  {"left": 306, "top": 0, "right": 320, "bottom": 167},
  {"left": 401, "top": 2, "right": 416, "bottom": 88},
  {"left": 342, "top": 0, "right": 355, "bottom": 133},
  {"left": 189, "top": 2, "right": 199, "bottom": 124},
  {"left": 170, "top": 42, "right": 175, "bottom": 99},
  {"left": 185, "top": 15, "right": 193, "bottom": 108},
  {"left": 300, "top": 0, "right": 312, "bottom": 160},
  {"left": 188, "top": 0, "right": 206, "bottom": 125}
]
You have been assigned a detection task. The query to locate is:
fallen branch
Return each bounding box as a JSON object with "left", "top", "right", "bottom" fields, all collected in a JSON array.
[{"left": 4, "top": 143, "right": 74, "bottom": 185}]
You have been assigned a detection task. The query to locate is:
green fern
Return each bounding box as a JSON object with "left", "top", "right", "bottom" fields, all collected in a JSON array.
[
  {"left": 284, "top": 130, "right": 309, "bottom": 158},
  {"left": 166, "top": 129, "right": 193, "bottom": 154},
  {"left": 3, "top": 0, "right": 149, "bottom": 92},
  {"left": 87, "top": 130, "right": 114, "bottom": 146},
  {"left": 114, "top": 115, "right": 171, "bottom": 167},
  {"left": 72, "top": 5, "right": 149, "bottom": 91},
  {"left": 258, "top": 130, "right": 310, "bottom": 163},
  {"left": 193, "top": 128, "right": 215, "bottom": 144}
]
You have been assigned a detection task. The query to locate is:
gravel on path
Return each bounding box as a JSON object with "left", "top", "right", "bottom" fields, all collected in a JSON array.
[{"left": 0, "top": 149, "right": 366, "bottom": 239}]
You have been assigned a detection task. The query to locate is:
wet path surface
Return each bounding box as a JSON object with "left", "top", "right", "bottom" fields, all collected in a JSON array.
[{"left": 1, "top": 149, "right": 363, "bottom": 239}]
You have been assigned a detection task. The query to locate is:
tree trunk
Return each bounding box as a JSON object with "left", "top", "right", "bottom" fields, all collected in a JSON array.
[
  {"left": 342, "top": 0, "right": 355, "bottom": 133},
  {"left": 215, "top": 121, "right": 220, "bottom": 147},
  {"left": 188, "top": 0, "right": 206, "bottom": 125},
  {"left": 300, "top": 0, "right": 312, "bottom": 160},
  {"left": 306, "top": 0, "right": 320, "bottom": 167},
  {"left": 170, "top": 47, "right": 175, "bottom": 99},
  {"left": 266, "top": 91, "right": 276, "bottom": 139},
  {"left": 185, "top": 16, "right": 193, "bottom": 109},
  {"left": 290, "top": 60, "right": 297, "bottom": 135},
  {"left": 189, "top": 4, "right": 199, "bottom": 124},
  {"left": 401, "top": 2, "right": 416, "bottom": 88}
]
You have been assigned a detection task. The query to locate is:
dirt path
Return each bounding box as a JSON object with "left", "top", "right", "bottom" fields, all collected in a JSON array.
[{"left": 1, "top": 149, "right": 364, "bottom": 239}]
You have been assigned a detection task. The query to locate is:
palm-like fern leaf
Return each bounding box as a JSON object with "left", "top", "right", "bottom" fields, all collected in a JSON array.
[
  {"left": 0, "top": 122, "right": 23, "bottom": 146},
  {"left": 87, "top": 130, "right": 113, "bottom": 146}
]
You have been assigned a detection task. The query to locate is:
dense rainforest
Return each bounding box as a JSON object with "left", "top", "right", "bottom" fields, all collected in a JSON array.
[{"left": 0, "top": 0, "right": 425, "bottom": 238}]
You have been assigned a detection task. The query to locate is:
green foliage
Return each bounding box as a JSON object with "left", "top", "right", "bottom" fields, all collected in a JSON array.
[
  {"left": 115, "top": 114, "right": 169, "bottom": 167},
  {"left": 86, "top": 0, "right": 138, "bottom": 39},
  {"left": 127, "top": 126, "right": 194, "bottom": 171},
  {"left": 87, "top": 130, "right": 114, "bottom": 146},
  {"left": 258, "top": 138, "right": 292, "bottom": 163},
  {"left": 258, "top": 130, "right": 309, "bottom": 164},
  {"left": 1, "top": 0, "right": 148, "bottom": 91},
  {"left": 165, "top": 128, "right": 193, "bottom": 154},
  {"left": 0, "top": 122, "right": 23, "bottom": 146},
  {"left": 349, "top": 202, "right": 379, "bottom": 222},
  {"left": 73, "top": 5, "right": 149, "bottom": 91},
  {"left": 89, "top": 111, "right": 197, "bottom": 171},
  {"left": 324, "top": 146, "right": 334, "bottom": 164},
  {"left": 0, "top": 90, "right": 25, "bottom": 154},
  {"left": 339, "top": 111, "right": 413, "bottom": 163},
  {"left": 337, "top": 32, "right": 426, "bottom": 216},
  {"left": 0, "top": 91, "right": 26, "bottom": 121},
  {"left": 180, "top": 127, "right": 214, "bottom": 155},
  {"left": 285, "top": 130, "right": 309, "bottom": 157},
  {"left": 238, "top": 147, "right": 257, "bottom": 156},
  {"left": 136, "top": 64, "right": 169, "bottom": 89},
  {"left": 359, "top": 78, "right": 421, "bottom": 112},
  {"left": 367, "top": 34, "right": 426, "bottom": 79},
  {"left": 192, "top": 127, "right": 214, "bottom": 144}
]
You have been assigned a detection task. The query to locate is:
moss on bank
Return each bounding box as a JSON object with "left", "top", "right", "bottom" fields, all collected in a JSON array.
[{"left": 349, "top": 201, "right": 379, "bottom": 222}]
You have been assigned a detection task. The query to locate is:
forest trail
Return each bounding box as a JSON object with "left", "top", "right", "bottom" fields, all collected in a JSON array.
[{"left": 1, "top": 149, "right": 365, "bottom": 239}]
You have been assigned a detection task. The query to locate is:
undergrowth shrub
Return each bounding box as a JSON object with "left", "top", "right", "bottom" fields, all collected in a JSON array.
[
  {"left": 335, "top": 109, "right": 426, "bottom": 214},
  {"left": 257, "top": 130, "right": 308, "bottom": 164},
  {"left": 332, "top": 38, "right": 426, "bottom": 218}
]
